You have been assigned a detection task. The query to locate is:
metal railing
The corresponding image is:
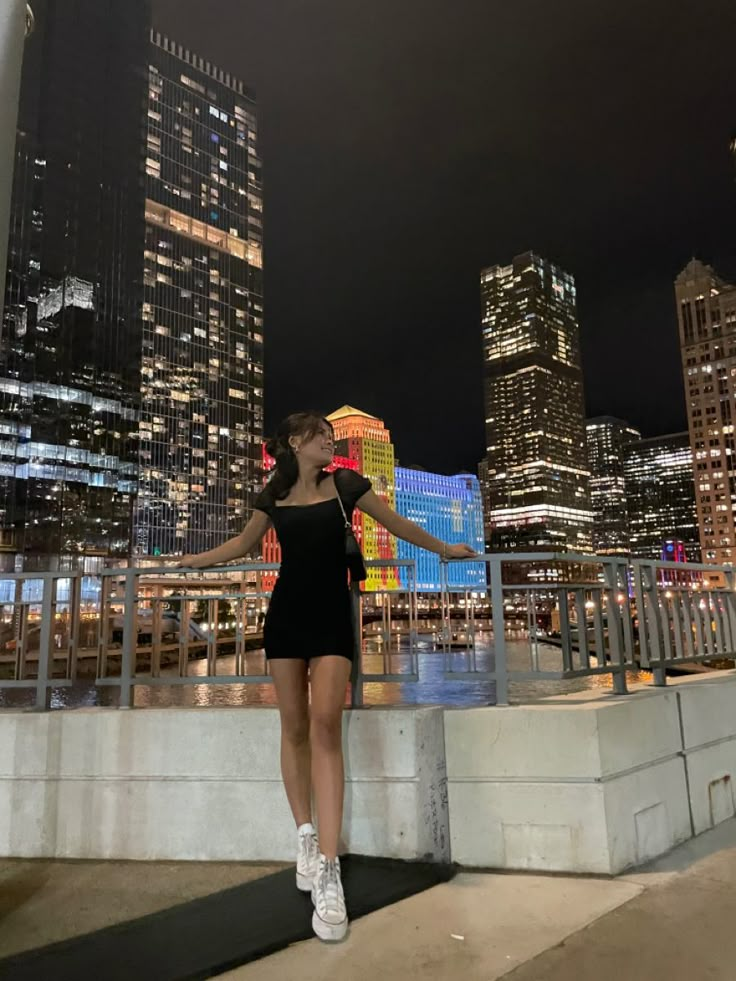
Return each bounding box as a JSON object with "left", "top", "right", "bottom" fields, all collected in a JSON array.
[
  {"left": 440, "top": 553, "right": 637, "bottom": 704},
  {"left": 0, "top": 552, "right": 734, "bottom": 710},
  {"left": 0, "top": 559, "right": 421, "bottom": 710},
  {"left": 439, "top": 552, "right": 736, "bottom": 704},
  {"left": 632, "top": 558, "right": 736, "bottom": 685}
]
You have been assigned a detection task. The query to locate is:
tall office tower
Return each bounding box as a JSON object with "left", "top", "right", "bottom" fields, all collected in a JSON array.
[
  {"left": 676, "top": 259, "right": 736, "bottom": 567},
  {"left": 1, "top": 0, "right": 150, "bottom": 570},
  {"left": 624, "top": 433, "right": 700, "bottom": 561},
  {"left": 481, "top": 252, "right": 593, "bottom": 552},
  {"left": 394, "top": 468, "right": 485, "bottom": 592},
  {"left": 137, "top": 33, "right": 264, "bottom": 556},
  {"left": 585, "top": 417, "right": 641, "bottom": 555},
  {"left": 326, "top": 406, "right": 399, "bottom": 591}
]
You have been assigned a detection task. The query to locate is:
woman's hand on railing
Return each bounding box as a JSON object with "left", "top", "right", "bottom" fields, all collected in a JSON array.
[
  {"left": 444, "top": 543, "right": 479, "bottom": 560},
  {"left": 176, "top": 554, "right": 207, "bottom": 569}
]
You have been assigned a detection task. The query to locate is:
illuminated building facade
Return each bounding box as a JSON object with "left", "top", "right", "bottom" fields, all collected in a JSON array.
[
  {"left": 624, "top": 433, "right": 700, "bottom": 561},
  {"left": 136, "top": 33, "right": 264, "bottom": 556},
  {"left": 0, "top": 0, "right": 149, "bottom": 569},
  {"left": 327, "top": 406, "right": 398, "bottom": 591},
  {"left": 585, "top": 416, "right": 641, "bottom": 555},
  {"left": 394, "top": 468, "right": 485, "bottom": 591},
  {"left": 481, "top": 252, "right": 593, "bottom": 552},
  {"left": 676, "top": 259, "right": 736, "bottom": 567}
]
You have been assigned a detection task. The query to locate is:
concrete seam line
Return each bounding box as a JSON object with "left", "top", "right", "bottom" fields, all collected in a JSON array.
[
  {"left": 448, "top": 753, "right": 684, "bottom": 785},
  {"left": 679, "top": 734, "right": 736, "bottom": 754},
  {"left": 676, "top": 689, "right": 696, "bottom": 838},
  {"left": 0, "top": 774, "right": 422, "bottom": 784}
]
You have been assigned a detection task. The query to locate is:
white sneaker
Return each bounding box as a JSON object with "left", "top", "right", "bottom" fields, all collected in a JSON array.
[
  {"left": 296, "top": 824, "right": 320, "bottom": 892},
  {"left": 311, "top": 854, "right": 348, "bottom": 942}
]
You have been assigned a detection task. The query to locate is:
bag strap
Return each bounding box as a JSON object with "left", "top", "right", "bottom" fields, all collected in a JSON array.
[{"left": 333, "top": 470, "right": 351, "bottom": 530}]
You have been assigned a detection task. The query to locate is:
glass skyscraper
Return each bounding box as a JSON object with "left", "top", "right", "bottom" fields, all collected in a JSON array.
[
  {"left": 623, "top": 433, "right": 699, "bottom": 562},
  {"left": 137, "top": 33, "right": 264, "bottom": 556},
  {"left": 585, "top": 416, "right": 641, "bottom": 556},
  {"left": 481, "top": 252, "right": 593, "bottom": 552},
  {"left": 2, "top": 12, "right": 264, "bottom": 567},
  {"left": 1, "top": 0, "right": 149, "bottom": 570}
]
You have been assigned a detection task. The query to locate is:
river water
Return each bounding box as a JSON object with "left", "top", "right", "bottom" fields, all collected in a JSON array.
[{"left": 0, "top": 629, "right": 654, "bottom": 710}]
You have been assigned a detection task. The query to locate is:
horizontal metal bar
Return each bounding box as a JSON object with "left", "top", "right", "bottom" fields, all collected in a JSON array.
[
  {"left": 95, "top": 675, "right": 273, "bottom": 686},
  {"left": 630, "top": 558, "right": 730, "bottom": 574},
  {"left": 645, "top": 654, "right": 736, "bottom": 666},
  {"left": 358, "top": 674, "right": 420, "bottom": 683},
  {"left": 444, "top": 671, "right": 497, "bottom": 681},
  {"left": 0, "top": 679, "right": 73, "bottom": 689}
]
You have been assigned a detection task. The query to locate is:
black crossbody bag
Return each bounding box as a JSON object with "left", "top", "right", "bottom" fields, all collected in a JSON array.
[{"left": 334, "top": 471, "right": 368, "bottom": 583}]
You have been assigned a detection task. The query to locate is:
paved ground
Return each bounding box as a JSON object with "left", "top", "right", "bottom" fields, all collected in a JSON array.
[
  {"left": 3, "top": 821, "right": 736, "bottom": 978},
  {"left": 223, "top": 819, "right": 736, "bottom": 981},
  {"left": 0, "top": 859, "right": 282, "bottom": 959}
]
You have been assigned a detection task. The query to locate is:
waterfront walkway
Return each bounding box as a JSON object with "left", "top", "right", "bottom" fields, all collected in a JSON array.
[{"left": 1, "top": 819, "right": 735, "bottom": 979}]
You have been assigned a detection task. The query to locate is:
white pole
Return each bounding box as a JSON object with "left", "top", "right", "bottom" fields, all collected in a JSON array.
[{"left": 0, "top": 0, "right": 28, "bottom": 324}]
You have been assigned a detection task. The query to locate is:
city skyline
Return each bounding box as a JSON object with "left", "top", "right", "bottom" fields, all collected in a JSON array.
[
  {"left": 3, "top": 1, "right": 735, "bottom": 571},
  {"left": 152, "top": 0, "right": 736, "bottom": 476}
]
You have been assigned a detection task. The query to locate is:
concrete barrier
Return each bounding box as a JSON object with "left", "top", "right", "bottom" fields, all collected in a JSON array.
[
  {"left": 677, "top": 673, "right": 736, "bottom": 835},
  {"left": 3, "top": 673, "right": 736, "bottom": 872},
  {"left": 445, "top": 689, "right": 693, "bottom": 874},
  {"left": 0, "top": 706, "right": 450, "bottom": 863}
]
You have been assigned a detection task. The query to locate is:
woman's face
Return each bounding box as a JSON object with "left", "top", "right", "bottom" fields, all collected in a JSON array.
[{"left": 293, "top": 421, "right": 334, "bottom": 467}]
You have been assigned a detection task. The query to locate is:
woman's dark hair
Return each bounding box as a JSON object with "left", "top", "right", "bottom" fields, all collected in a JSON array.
[{"left": 264, "top": 411, "right": 334, "bottom": 500}]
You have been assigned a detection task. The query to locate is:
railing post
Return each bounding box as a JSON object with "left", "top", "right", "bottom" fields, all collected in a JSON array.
[
  {"left": 119, "top": 570, "right": 137, "bottom": 709},
  {"left": 602, "top": 559, "right": 628, "bottom": 695},
  {"left": 636, "top": 562, "right": 667, "bottom": 686},
  {"left": 68, "top": 573, "right": 81, "bottom": 681},
  {"left": 489, "top": 555, "right": 508, "bottom": 706},
  {"left": 350, "top": 582, "right": 363, "bottom": 708},
  {"left": 35, "top": 576, "right": 55, "bottom": 710},
  {"left": 724, "top": 569, "right": 736, "bottom": 653},
  {"left": 439, "top": 558, "right": 450, "bottom": 658}
]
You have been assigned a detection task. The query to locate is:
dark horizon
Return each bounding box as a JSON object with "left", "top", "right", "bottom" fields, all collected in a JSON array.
[{"left": 154, "top": 0, "right": 736, "bottom": 475}]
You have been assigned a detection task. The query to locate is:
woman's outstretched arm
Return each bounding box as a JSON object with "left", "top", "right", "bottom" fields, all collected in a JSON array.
[
  {"left": 177, "top": 510, "right": 272, "bottom": 568},
  {"left": 356, "top": 489, "right": 477, "bottom": 559}
]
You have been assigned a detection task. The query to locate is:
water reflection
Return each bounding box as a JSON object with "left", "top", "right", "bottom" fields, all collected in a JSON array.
[{"left": 0, "top": 630, "right": 653, "bottom": 710}]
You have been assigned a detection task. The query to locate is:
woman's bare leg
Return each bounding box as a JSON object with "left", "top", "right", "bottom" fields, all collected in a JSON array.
[
  {"left": 308, "top": 655, "right": 351, "bottom": 859},
  {"left": 269, "top": 659, "right": 312, "bottom": 827}
]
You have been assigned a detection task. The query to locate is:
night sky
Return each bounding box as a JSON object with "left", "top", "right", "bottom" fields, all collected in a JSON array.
[{"left": 154, "top": 0, "right": 736, "bottom": 474}]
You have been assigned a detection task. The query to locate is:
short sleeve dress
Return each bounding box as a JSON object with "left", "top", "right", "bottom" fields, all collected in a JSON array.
[{"left": 254, "top": 468, "right": 372, "bottom": 661}]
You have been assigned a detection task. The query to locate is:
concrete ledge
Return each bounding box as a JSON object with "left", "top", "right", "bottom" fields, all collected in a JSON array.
[
  {"left": 0, "top": 707, "right": 449, "bottom": 863},
  {"left": 677, "top": 672, "right": 736, "bottom": 835},
  {"left": 445, "top": 688, "right": 691, "bottom": 874},
  {"left": 5, "top": 672, "right": 736, "bottom": 872}
]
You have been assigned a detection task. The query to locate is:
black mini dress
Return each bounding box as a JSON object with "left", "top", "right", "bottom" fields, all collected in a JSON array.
[{"left": 254, "top": 468, "right": 372, "bottom": 661}]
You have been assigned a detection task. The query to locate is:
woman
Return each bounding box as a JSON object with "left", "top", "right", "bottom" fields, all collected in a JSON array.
[{"left": 179, "top": 411, "right": 476, "bottom": 942}]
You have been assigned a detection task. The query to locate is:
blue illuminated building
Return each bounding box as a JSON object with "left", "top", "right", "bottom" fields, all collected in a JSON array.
[{"left": 394, "top": 468, "right": 486, "bottom": 592}]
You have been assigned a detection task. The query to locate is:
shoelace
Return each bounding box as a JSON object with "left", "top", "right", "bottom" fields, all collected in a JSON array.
[
  {"left": 300, "top": 831, "right": 319, "bottom": 865},
  {"left": 318, "top": 860, "right": 342, "bottom": 911}
]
